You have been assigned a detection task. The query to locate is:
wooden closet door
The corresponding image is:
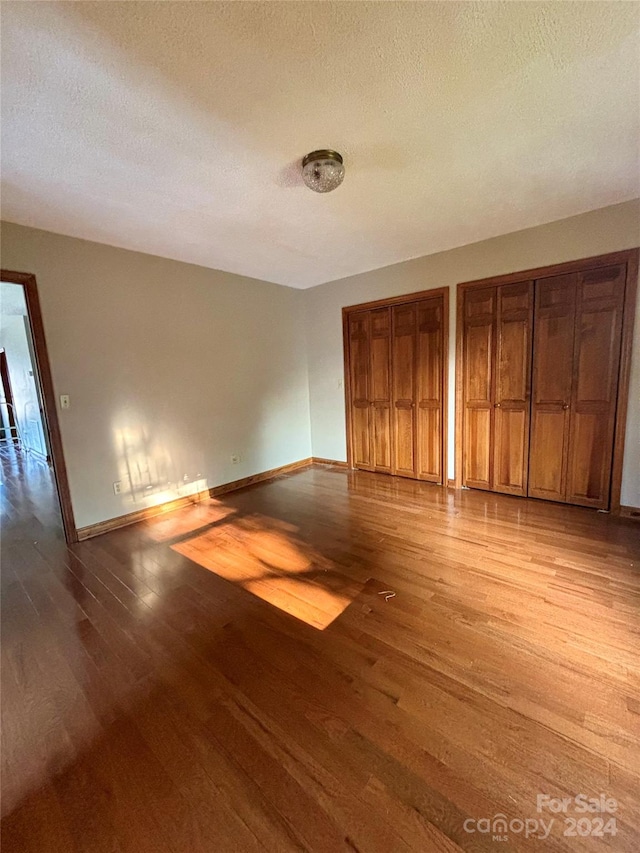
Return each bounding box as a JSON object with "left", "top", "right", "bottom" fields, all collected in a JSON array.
[
  {"left": 462, "top": 287, "right": 495, "bottom": 490},
  {"left": 392, "top": 303, "right": 417, "bottom": 477},
  {"left": 416, "top": 296, "right": 444, "bottom": 483},
  {"left": 369, "top": 308, "right": 392, "bottom": 473},
  {"left": 528, "top": 274, "right": 576, "bottom": 502},
  {"left": 565, "top": 265, "right": 625, "bottom": 508},
  {"left": 348, "top": 312, "right": 372, "bottom": 470},
  {"left": 492, "top": 282, "right": 533, "bottom": 496}
]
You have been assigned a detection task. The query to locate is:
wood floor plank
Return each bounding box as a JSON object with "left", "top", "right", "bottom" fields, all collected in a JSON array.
[{"left": 1, "top": 447, "right": 639, "bottom": 851}]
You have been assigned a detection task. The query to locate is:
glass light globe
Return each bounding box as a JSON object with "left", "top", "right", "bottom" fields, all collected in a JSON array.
[{"left": 302, "top": 150, "right": 345, "bottom": 193}]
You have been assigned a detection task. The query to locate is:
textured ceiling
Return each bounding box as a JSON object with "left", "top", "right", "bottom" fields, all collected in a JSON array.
[{"left": 1, "top": 2, "right": 639, "bottom": 289}]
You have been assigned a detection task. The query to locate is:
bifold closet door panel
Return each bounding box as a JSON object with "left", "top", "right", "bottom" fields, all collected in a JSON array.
[
  {"left": 492, "top": 282, "right": 533, "bottom": 496},
  {"left": 528, "top": 274, "right": 576, "bottom": 502},
  {"left": 416, "top": 297, "right": 444, "bottom": 482},
  {"left": 369, "top": 307, "right": 393, "bottom": 473},
  {"left": 565, "top": 265, "right": 625, "bottom": 508},
  {"left": 458, "top": 253, "right": 631, "bottom": 508},
  {"left": 462, "top": 287, "right": 495, "bottom": 490},
  {"left": 392, "top": 303, "right": 417, "bottom": 477},
  {"left": 348, "top": 311, "right": 372, "bottom": 470}
]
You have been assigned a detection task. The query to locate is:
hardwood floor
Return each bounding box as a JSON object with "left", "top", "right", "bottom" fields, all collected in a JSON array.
[{"left": 1, "top": 447, "right": 639, "bottom": 852}]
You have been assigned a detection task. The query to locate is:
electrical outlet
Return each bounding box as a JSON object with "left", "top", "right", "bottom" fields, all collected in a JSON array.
[
  {"left": 113, "top": 481, "right": 122, "bottom": 495},
  {"left": 231, "top": 454, "right": 241, "bottom": 465}
]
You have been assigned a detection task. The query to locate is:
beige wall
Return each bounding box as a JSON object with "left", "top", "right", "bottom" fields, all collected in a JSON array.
[
  {"left": 2, "top": 200, "right": 638, "bottom": 531},
  {"left": 1, "top": 222, "right": 311, "bottom": 528},
  {"left": 305, "top": 199, "right": 640, "bottom": 506}
]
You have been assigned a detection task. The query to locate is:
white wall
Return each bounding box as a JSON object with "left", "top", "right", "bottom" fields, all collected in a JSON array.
[
  {"left": 0, "top": 289, "right": 47, "bottom": 457},
  {"left": 304, "top": 199, "right": 640, "bottom": 506},
  {"left": 2, "top": 200, "right": 638, "bottom": 530},
  {"left": 1, "top": 222, "right": 311, "bottom": 529}
]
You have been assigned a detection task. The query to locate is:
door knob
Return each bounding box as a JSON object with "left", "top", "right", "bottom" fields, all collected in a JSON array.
[
  {"left": 562, "top": 403, "right": 569, "bottom": 410},
  {"left": 494, "top": 402, "right": 501, "bottom": 408}
]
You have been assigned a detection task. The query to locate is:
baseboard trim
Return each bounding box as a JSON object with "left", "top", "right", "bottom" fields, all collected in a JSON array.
[
  {"left": 77, "top": 489, "right": 211, "bottom": 541},
  {"left": 71, "top": 461, "right": 638, "bottom": 541},
  {"left": 75, "top": 457, "right": 366, "bottom": 541},
  {"left": 77, "top": 458, "right": 315, "bottom": 541},
  {"left": 209, "top": 457, "right": 313, "bottom": 497},
  {"left": 312, "top": 457, "right": 349, "bottom": 468},
  {"left": 619, "top": 505, "right": 640, "bottom": 521}
]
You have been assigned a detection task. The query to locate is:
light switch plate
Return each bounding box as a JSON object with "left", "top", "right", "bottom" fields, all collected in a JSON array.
[{"left": 60, "top": 395, "right": 70, "bottom": 409}]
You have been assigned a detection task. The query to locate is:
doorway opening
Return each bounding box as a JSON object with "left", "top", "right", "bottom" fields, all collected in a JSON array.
[{"left": 0, "top": 271, "right": 77, "bottom": 542}]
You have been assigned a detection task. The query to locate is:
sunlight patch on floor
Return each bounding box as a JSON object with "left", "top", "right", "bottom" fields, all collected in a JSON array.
[
  {"left": 145, "top": 502, "right": 237, "bottom": 542},
  {"left": 171, "top": 511, "right": 364, "bottom": 629}
]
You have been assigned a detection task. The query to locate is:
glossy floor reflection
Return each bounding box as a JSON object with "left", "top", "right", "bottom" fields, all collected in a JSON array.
[
  {"left": 2, "top": 449, "right": 640, "bottom": 852},
  {"left": 170, "top": 509, "right": 365, "bottom": 630}
]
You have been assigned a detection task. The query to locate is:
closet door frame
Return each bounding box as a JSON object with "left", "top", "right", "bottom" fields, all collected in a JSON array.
[
  {"left": 343, "top": 287, "right": 449, "bottom": 483},
  {"left": 454, "top": 248, "right": 638, "bottom": 513}
]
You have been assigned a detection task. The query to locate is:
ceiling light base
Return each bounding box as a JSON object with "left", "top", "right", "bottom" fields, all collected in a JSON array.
[{"left": 301, "top": 150, "right": 345, "bottom": 193}]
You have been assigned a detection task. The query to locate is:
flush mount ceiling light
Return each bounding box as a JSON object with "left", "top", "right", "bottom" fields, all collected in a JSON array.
[{"left": 301, "top": 150, "right": 345, "bottom": 193}]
